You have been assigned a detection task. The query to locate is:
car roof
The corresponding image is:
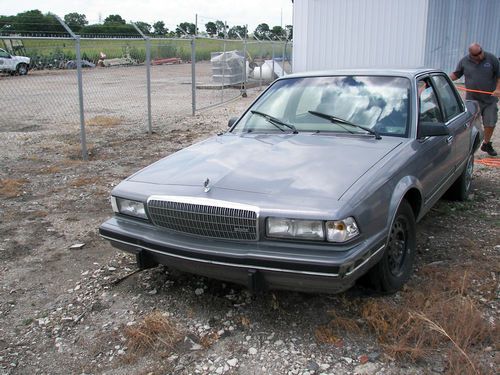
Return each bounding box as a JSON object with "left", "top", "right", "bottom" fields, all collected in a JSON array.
[{"left": 282, "top": 68, "right": 440, "bottom": 80}]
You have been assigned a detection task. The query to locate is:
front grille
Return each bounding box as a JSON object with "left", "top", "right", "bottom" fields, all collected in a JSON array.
[{"left": 147, "top": 199, "right": 258, "bottom": 241}]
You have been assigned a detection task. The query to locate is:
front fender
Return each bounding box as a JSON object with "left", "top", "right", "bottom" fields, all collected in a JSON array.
[{"left": 386, "top": 176, "right": 423, "bottom": 238}]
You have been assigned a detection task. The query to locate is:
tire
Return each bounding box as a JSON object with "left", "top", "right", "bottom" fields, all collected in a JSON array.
[
  {"left": 366, "top": 200, "right": 416, "bottom": 293},
  {"left": 446, "top": 153, "right": 474, "bottom": 201},
  {"left": 17, "top": 63, "right": 28, "bottom": 76}
]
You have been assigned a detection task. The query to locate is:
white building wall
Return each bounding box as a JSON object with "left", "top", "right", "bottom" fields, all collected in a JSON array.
[{"left": 293, "top": 0, "right": 429, "bottom": 72}]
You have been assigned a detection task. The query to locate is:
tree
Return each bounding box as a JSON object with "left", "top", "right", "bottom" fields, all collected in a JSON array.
[
  {"left": 215, "top": 20, "right": 227, "bottom": 38},
  {"left": 104, "top": 14, "right": 126, "bottom": 25},
  {"left": 270, "top": 26, "right": 285, "bottom": 40},
  {"left": 153, "top": 21, "right": 167, "bottom": 35},
  {"left": 228, "top": 25, "right": 247, "bottom": 39},
  {"left": 11, "top": 10, "right": 64, "bottom": 34},
  {"left": 64, "top": 12, "right": 88, "bottom": 31},
  {"left": 175, "top": 22, "right": 196, "bottom": 37},
  {"left": 205, "top": 21, "right": 217, "bottom": 37},
  {"left": 0, "top": 15, "right": 14, "bottom": 33},
  {"left": 135, "top": 21, "right": 151, "bottom": 34},
  {"left": 254, "top": 23, "right": 270, "bottom": 39}
]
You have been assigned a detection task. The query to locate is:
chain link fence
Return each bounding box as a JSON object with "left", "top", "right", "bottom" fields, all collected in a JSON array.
[{"left": 0, "top": 15, "right": 293, "bottom": 159}]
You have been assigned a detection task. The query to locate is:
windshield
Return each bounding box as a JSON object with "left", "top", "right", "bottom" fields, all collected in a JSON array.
[{"left": 232, "top": 76, "right": 411, "bottom": 137}]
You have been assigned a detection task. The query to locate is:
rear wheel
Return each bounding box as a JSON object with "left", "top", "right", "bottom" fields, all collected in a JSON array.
[
  {"left": 447, "top": 153, "right": 474, "bottom": 201},
  {"left": 366, "top": 200, "right": 416, "bottom": 293},
  {"left": 17, "top": 63, "right": 28, "bottom": 75}
]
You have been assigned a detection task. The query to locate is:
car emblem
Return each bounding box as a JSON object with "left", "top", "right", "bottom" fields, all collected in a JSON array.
[{"left": 203, "top": 178, "right": 211, "bottom": 193}]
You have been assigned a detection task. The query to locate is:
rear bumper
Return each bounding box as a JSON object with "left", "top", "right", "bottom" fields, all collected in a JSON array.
[{"left": 99, "top": 216, "right": 386, "bottom": 294}]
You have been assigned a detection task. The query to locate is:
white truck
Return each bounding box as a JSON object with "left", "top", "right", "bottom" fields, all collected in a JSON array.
[{"left": 0, "top": 48, "right": 30, "bottom": 75}]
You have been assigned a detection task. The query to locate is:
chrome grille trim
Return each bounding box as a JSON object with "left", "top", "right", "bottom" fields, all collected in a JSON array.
[{"left": 147, "top": 196, "right": 259, "bottom": 241}]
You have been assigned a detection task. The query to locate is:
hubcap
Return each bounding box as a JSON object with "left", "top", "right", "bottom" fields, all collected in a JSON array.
[{"left": 387, "top": 217, "right": 409, "bottom": 277}]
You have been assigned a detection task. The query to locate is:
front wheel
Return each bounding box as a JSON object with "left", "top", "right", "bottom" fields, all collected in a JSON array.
[
  {"left": 17, "top": 63, "right": 28, "bottom": 75},
  {"left": 366, "top": 200, "right": 416, "bottom": 293}
]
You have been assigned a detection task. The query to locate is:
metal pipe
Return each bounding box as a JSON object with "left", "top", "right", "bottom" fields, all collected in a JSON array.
[
  {"left": 191, "top": 37, "right": 196, "bottom": 116},
  {"left": 53, "top": 14, "right": 88, "bottom": 161},
  {"left": 132, "top": 22, "right": 153, "bottom": 135},
  {"left": 75, "top": 36, "right": 88, "bottom": 161}
]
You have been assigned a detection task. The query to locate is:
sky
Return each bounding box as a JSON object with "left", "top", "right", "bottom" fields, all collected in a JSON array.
[{"left": 2, "top": 0, "right": 294, "bottom": 32}]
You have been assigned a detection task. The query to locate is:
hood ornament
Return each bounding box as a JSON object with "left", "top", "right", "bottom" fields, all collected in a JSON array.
[{"left": 203, "top": 178, "right": 211, "bottom": 193}]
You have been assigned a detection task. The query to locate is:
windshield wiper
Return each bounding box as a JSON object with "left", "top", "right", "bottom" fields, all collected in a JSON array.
[
  {"left": 251, "top": 110, "right": 298, "bottom": 134},
  {"left": 308, "top": 110, "right": 381, "bottom": 139}
]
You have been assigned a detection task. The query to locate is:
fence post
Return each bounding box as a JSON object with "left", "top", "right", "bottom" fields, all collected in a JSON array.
[
  {"left": 54, "top": 14, "right": 88, "bottom": 161},
  {"left": 75, "top": 37, "right": 88, "bottom": 160},
  {"left": 132, "top": 23, "right": 152, "bottom": 134},
  {"left": 282, "top": 41, "right": 286, "bottom": 76},
  {"left": 222, "top": 37, "right": 227, "bottom": 103},
  {"left": 235, "top": 30, "right": 247, "bottom": 98},
  {"left": 191, "top": 37, "right": 196, "bottom": 116}
]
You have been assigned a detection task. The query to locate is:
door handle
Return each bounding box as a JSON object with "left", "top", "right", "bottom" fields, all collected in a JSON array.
[{"left": 446, "top": 135, "right": 454, "bottom": 144}]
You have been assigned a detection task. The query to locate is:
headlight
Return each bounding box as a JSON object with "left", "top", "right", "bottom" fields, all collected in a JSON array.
[
  {"left": 326, "top": 217, "right": 359, "bottom": 242},
  {"left": 111, "top": 196, "right": 148, "bottom": 220},
  {"left": 267, "top": 218, "right": 324, "bottom": 241}
]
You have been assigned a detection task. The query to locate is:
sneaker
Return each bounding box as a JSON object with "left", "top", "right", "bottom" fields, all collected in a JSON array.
[{"left": 480, "top": 142, "right": 498, "bottom": 156}]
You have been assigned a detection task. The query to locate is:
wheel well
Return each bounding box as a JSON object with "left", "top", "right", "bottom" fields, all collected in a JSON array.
[{"left": 403, "top": 188, "right": 421, "bottom": 219}]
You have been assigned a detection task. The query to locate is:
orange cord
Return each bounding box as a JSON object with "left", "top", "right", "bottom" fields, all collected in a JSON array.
[
  {"left": 476, "top": 158, "right": 500, "bottom": 167},
  {"left": 455, "top": 86, "right": 494, "bottom": 95}
]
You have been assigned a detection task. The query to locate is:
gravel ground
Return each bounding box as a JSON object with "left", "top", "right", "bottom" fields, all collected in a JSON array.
[{"left": 0, "top": 64, "right": 498, "bottom": 375}]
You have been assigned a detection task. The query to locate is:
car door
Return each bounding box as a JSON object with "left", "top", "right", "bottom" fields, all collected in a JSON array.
[
  {"left": 0, "top": 49, "right": 11, "bottom": 70},
  {"left": 430, "top": 74, "right": 469, "bottom": 171},
  {"left": 415, "top": 76, "right": 455, "bottom": 206}
]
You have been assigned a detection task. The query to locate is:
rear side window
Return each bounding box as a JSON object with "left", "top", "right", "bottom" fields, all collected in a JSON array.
[{"left": 432, "top": 75, "right": 463, "bottom": 121}]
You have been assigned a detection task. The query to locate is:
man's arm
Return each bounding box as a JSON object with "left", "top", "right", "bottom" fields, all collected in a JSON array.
[
  {"left": 449, "top": 59, "right": 464, "bottom": 81},
  {"left": 492, "top": 57, "right": 500, "bottom": 97},
  {"left": 493, "top": 77, "right": 500, "bottom": 97}
]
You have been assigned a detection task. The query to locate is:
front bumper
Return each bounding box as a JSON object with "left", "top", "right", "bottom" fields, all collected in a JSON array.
[{"left": 99, "top": 216, "right": 386, "bottom": 294}]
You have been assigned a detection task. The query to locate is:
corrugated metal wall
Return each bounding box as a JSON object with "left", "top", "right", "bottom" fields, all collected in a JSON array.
[
  {"left": 424, "top": 0, "right": 500, "bottom": 73},
  {"left": 292, "top": 0, "right": 429, "bottom": 72},
  {"left": 293, "top": 0, "right": 500, "bottom": 74}
]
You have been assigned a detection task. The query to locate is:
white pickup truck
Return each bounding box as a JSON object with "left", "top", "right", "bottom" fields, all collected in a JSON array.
[{"left": 0, "top": 48, "right": 30, "bottom": 75}]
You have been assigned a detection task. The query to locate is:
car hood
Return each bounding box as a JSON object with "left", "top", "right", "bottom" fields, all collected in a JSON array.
[{"left": 128, "top": 133, "right": 402, "bottom": 201}]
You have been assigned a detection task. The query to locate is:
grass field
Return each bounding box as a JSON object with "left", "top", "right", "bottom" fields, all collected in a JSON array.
[{"left": 7, "top": 37, "right": 292, "bottom": 66}]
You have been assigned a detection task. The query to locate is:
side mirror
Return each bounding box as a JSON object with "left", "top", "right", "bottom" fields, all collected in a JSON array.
[
  {"left": 417, "top": 122, "right": 449, "bottom": 138},
  {"left": 228, "top": 117, "right": 238, "bottom": 128}
]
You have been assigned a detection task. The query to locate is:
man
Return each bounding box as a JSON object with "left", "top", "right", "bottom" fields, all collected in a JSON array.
[{"left": 450, "top": 43, "right": 500, "bottom": 156}]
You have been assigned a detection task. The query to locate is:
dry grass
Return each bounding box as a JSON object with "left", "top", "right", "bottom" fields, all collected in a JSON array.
[
  {"left": 86, "top": 116, "right": 121, "bottom": 127},
  {"left": 318, "top": 266, "right": 496, "bottom": 374},
  {"left": 199, "top": 331, "right": 220, "bottom": 349},
  {"left": 0, "top": 178, "right": 29, "bottom": 198},
  {"left": 123, "top": 311, "right": 183, "bottom": 356},
  {"left": 63, "top": 143, "right": 95, "bottom": 160},
  {"left": 28, "top": 210, "right": 48, "bottom": 218},
  {"left": 39, "top": 165, "right": 61, "bottom": 175},
  {"left": 70, "top": 176, "right": 99, "bottom": 187}
]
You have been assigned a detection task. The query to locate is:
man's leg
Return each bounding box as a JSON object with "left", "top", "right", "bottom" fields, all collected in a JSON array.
[
  {"left": 483, "top": 127, "right": 494, "bottom": 144},
  {"left": 480, "top": 102, "right": 498, "bottom": 156}
]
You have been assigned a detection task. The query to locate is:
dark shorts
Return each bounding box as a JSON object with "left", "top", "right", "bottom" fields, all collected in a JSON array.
[{"left": 478, "top": 101, "right": 498, "bottom": 128}]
